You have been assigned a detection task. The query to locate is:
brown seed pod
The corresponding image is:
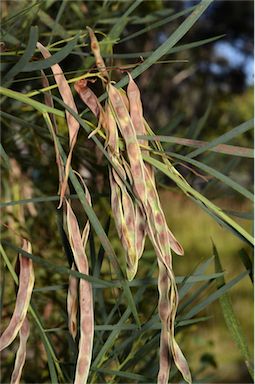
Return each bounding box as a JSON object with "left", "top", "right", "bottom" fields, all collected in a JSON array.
[
  {"left": 10, "top": 317, "right": 30, "bottom": 384},
  {"left": 107, "top": 83, "right": 147, "bottom": 203},
  {"left": 87, "top": 27, "right": 109, "bottom": 80},
  {"left": 37, "top": 42, "right": 79, "bottom": 207},
  {"left": 67, "top": 263, "right": 79, "bottom": 339},
  {"left": 66, "top": 196, "right": 94, "bottom": 384},
  {"left": 0, "top": 240, "right": 34, "bottom": 351}
]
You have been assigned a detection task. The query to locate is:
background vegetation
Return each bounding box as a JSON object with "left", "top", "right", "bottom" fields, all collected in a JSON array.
[{"left": 0, "top": 1, "right": 253, "bottom": 383}]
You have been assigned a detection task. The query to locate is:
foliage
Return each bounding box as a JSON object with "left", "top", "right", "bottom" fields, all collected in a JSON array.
[{"left": 0, "top": 1, "right": 253, "bottom": 383}]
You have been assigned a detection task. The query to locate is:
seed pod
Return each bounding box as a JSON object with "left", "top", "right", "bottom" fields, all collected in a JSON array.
[
  {"left": 121, "top": 187, "right": 137, "bottom": 280},
  {"left": 87, "top": 27, "right": 108, "bottom": 80},
  {"left": 110, "top": 169, "right": 138, "bottom": 281},
  {"left": 109, "top": 169, "right": 123, "bottom": 240},
  {"left": 105, "top": 101, "right": 118, "bottom": 153},
  {"left": 168, "top": 228, "right": 184, "bottom": 256},
  {"left": 147, "top": 168, "right": 183, "bottom": 254},
  {"left": 41, "top": 70, "right": 65, "bottom": 192},
  {"left": 140, "top": 164, "right": 189, "bottom": 383},
  {"left": 0, "top": 240, "right": 34, "bottom": 351},
  {"left": 127, "top": 73, "right": 146, "bottom": 139},
  {"left": 119, "top": 88, "right": 130, "bottom": 111},
  {"left": 105, "top": 103, "right": 126, "bottom": 180},
  {"left": 74, "top": 79, "right": 101, "bottom": 118},
  {"left": 158, "top": 325, "right": 170, "bottom": 384},
  {"left": 135, "top": 203, "right": 146, "bottom": 260},
  {"left": 67, "top": 263, "right": 78, "bottom": 339},
  {"left": 171, "top": 338, "right": 192, "bottom": 384},
  {"left": 66, "top": 199, "right": 93, "bottom": 384},
  {"left": 37, "top": 42, "right": 79, "bottom": 207},
  {"left": 10, "top": 317, "right": 30, "bottom": 384},
  {"left": 127, "top": 73, "right": 155, "bottom": 178},
  {"left": 157, "top": 253, "right": 191, "bottom": 383},
  {"left": 107, "top": 83, "right": 147, "bottom": 204},
  {"left": 37, "top": 42, "right": 79, "bottom": 148},
  {"left": 106, "top": 102, "right": 142, "bottom": 278}
]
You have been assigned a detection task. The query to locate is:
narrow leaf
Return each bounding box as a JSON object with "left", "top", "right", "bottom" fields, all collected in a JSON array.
[
  {"left": 2, "top": 26, "right": 38, "bottom": 83},
  {"left": 187, "top": 119, "right": 253, "bottom": 158},
  {"left": 239, "top": 249, "right": 253, "bottom": 283},
  {"left": 116, "top": 0, "right": 214, "bottom": 87},
  {"left": 23, "top": 32, "right": 80, "bottom": 72},
  {"left": 213, "top": 243, "right": 253, "bottom": 379},
  {"left": 0, "top": 87, "right": 64, "bottom": 117},
  {"left": 143, "top": 155, "right": 254, "bottom": 246},
  {"left": 140, "top": 135, "right": 253, "bottom": 158},
  {"left": 119, "top": 5, "right": 196, "bottom": 43},
  {"left": 108, "top": 0, "right": 143, "bottom": 41},
  {"left": 181, "top": 270, "right": 249, "bottom": 320},
  {"left": 166, "top": 150, "right": 253, "bottom": 201}
]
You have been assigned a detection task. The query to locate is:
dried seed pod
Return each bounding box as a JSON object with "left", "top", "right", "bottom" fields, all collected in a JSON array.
[
  {"left": 156, "top": 247, "right": 191, "bottom": 383},
  {"left": 105, "top": 102, "right": 119, "bottom": 154},
  {"left": 158, "top": 326, "right": 170, "bottom": 384},
  {"left": 171, "top": 338, "right": 192, "bottom": 384},
  {"left": 119, "top": 88, "right": 130, "bottom": 112},
  {"left": 67, "top": 263, "right": 78, "bottom": 339},
  {"left": 141, "top": 167, "right": 190, "bottom": 383},
  {"left": 0, "top": 240, "right": 34, "bottom": 351},
  {"left": 127, "top": 73, "right": 155, "bottom": 179},
  {"left": 120, "top": 156, "right": 133, "bottom": 185},
  {"left": 74, "top": 79, "right": 101, "bottom": 118},
  {"left": 109, "top": 170, "right": 123, "bottom": 240},
  {"left": 74, "top": 78, "right": 108, "bottom": 139},
  {"left": 168, "top": 228, "right": 184, "bottom": 256},
  {"left": 87, "top": 27, "right": 108, "bottom": 80},
  {"left": 135, "top": 203, "right": 146, "bottom": 260},
  {"left": 127, "top": 73, "right": 145, "bottom": 139},
  {"left": 110, "top": 169, "right": 138, "bottom": 281},
  {"left": 74, "top": 81, "right": 140, "bottom": 279},
  {"left": 157, "top": 258, "right": 173, "bottom": 384},
  {"left": 126, "top": 74, "right": 188, "bottom": 381},
  {"left": 37, "top": 42, "right": 79, "bottom": 207},
  {"left": 121, "top": 187, "right": 137, "bottom": 280},
  {"left": 37, "top": 42, "right": 79, "bottom": 148},
  {"left": 66, "top": 198, "right": 94, "bottom": 384},
  {"left": 105, "top": 103, "right": 126, "bottom": 180},
  {"left": 144, "top": 166, "right": 183, "bottom": 259},
  {"left": 10, "top": 318, "right": 30, "bottom": 384},
  {"left": 106, "top": 102, "right": 141, "bottom": 278},
  {"left": 41, "top": 70, "right": 65, "bottom": 192},
  {"left": 107, "top": 83, "right": 147, "bottom": 204}
]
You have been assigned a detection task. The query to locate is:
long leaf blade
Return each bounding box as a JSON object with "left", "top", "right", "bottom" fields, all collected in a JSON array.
[
  {"left": 22, "top": 32, "right": 80, "bottom": 72},
  {"left": 143, "top": 155, "right": 254, "bottom": 246},
  {"left": 140, "top": 135, "right": 253, "bottom": 158},
  {"left": 166, "top": 150, "right": 253, "bottom": 201},
  {"left": 3, "top": 26, "right": 38, "bottom": 84},
  {"left": 187, "top": 119, "right": 253, "bottom": 158},
  {"left": 213, "top": 243, "right": 253, "bottom": 379},
  {"left": 116, "top": 0, "right": 214, "bottom": 87}
]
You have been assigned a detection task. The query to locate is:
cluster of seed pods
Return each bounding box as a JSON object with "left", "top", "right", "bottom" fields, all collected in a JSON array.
[
  {"left": 1, "top": 26, "right": 192, "bottom": 383},
  {"left": 1, "top": 29, "right": 192, "bottom": 383},
  {"left": 36, "top": 42, "right": 95, "bottom": 384},
  {"left": 73, "top": 29, "right": 192, "bottom": 384}
]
